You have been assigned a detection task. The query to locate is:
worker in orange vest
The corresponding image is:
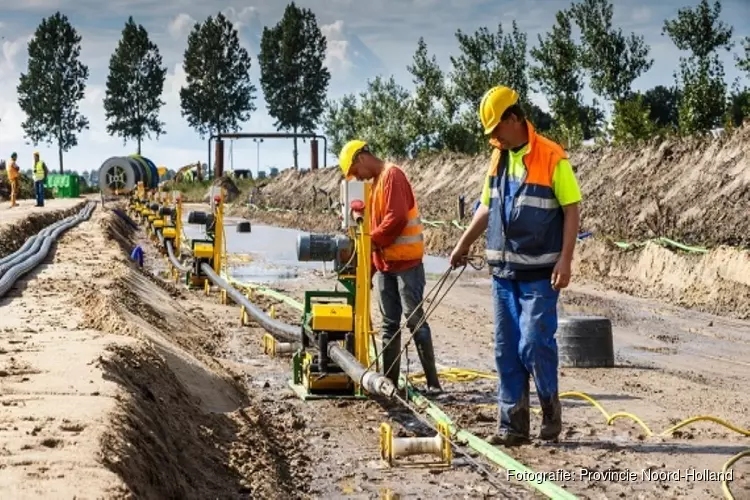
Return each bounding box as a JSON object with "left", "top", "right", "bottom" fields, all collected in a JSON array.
[
  {"left": 338, "top": 140, "right": 443, "bottom": 395},
  {"left": 7, "top": 152, "right": 20, "bottom": 208}
]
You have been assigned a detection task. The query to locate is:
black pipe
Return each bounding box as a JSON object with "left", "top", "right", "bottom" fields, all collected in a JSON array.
[{"left": 199, "top": 263, "right": 301, "bottom": 342}]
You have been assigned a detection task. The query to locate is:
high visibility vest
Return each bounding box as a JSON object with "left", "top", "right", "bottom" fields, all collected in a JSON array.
[
  {"left": 371, "top": 164, "right": 424, "bottom": 261},
  {"left": 33, "top": 160, "right": 45, "bottom": 181},
  {"left": 485, "top": 121, "right": 566, "bottom": 274},
  {"left": 7, "top": 159, "right": 19, "bottom": 180}
]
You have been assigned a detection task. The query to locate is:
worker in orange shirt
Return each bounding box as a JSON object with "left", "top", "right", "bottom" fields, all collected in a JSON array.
[
  {"left": 7, "top": 152, "right": 20, "bottom": 208},
  {"left": 338, "top": 140, "right": 443, "bottom": 395}
]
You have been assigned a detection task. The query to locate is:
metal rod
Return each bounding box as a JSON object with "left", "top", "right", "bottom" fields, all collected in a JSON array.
[{"left": 327, "top": 343, "right": 396, "bottom": 398}]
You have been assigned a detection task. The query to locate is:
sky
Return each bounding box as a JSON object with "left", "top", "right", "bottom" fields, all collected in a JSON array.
[{"left": 0, "top": 0, "right": 749, "bottom": 177}]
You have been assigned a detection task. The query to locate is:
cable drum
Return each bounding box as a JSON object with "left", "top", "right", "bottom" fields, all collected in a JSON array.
[
  {"left": 556, "top": 316, "right": 615, "bottom": 368},
  {"left": 99, "top": 157, "right": 137, "bottom": 194}
]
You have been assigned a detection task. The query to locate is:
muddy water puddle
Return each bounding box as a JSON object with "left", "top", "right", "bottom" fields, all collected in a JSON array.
[{"left": 184, "top": 218, "right": 480, "bottom": 281}]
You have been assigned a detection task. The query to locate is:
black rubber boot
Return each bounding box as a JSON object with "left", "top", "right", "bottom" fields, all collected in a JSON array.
[
  {"left": 415, "top": 337, "right": 443, "bottom": 395},
  {"left": 491, "top": 380, "right": 530, "bottom": 446},
  {"left": 381, "top": 331, "right": 401, "bottom": 389},
  {"left": 539, "top": 393, "right": 562, "bottom": 441}
]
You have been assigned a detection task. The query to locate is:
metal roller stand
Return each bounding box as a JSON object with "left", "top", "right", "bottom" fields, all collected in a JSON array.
[{"left": 379, "top": 421, "right": 452, "bottom": 468}]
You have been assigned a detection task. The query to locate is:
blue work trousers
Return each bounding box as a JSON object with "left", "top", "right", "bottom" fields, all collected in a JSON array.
[
  {"left": 34, "top": 181, "right": 45, "bottom": 206},
  {"left": 492, "top": 275, "right": 559, "bottom": 436}
]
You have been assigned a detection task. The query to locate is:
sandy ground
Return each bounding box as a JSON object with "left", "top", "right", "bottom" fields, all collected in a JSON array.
[
  {"left": 2, "top": 198, "right": 749, "bottom": 499},
  {"left": 0, "top": 198, "right": 84, "bottom": 227},
  {"left": 0, "top": 204, "right": 312, "bottom": 499},
  {"left": 201, "top": 264, "right": 749, "bottom": 500}
]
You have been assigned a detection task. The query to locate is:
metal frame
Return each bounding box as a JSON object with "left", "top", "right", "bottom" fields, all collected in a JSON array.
[{"left": 207, "top": 132, "right": 328, "bottom": 179}]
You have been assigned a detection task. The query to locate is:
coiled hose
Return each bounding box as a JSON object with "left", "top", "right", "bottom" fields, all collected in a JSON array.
[{"left": 0, "top": 202, "right": 96, "bottom": 298}]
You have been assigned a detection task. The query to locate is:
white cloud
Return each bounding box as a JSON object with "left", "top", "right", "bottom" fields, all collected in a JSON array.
[
  {"left": 321, "top": 21, "right": 353, "bottom": 74},
  {"left": 168, "top": 13, "right": 195, "bottom": 40}
]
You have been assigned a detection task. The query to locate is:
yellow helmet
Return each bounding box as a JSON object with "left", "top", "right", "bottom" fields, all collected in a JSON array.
[
  {"left": 479, "top": 86, "right": 519, "bottom": 135},
  {"left": 338, "top": 139, "right": 368, "bottom": 179}
]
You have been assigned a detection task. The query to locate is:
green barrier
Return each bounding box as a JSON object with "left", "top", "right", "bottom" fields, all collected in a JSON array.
[{"left": 46, "top": 174, "right": 81, "bottom": 198}]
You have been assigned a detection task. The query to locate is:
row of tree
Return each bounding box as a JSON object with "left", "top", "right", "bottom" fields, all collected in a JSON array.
[
  {"left": 16, "top": 3, "right": 330, "bottom": 172},
  {"left": 322, "top": 0, "right": 750, "bottom": 158}
]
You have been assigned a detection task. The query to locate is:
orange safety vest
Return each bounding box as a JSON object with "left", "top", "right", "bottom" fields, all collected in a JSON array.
[
  {"left": 7, "top": 159, "right": 19, "bottom": 180},
  {"left": 370, "top": 164, "right": 425, "bottom": 261}
]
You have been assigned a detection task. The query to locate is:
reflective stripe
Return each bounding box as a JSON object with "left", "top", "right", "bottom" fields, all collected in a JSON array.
[
  {"left": 406, "top": 216, "right": 421, "bottom": 227},
  {"left": 485, "top": 249, "right": 560, "bottom": 265},
  {"left": 490, "top": 187, "right": 500, "bottom": 199},
  {"left": 516, "top": 195, "right": 559, "bottom": 210},
  {"left": 394, "top": 233, "right": 424, "bottom": 245}
]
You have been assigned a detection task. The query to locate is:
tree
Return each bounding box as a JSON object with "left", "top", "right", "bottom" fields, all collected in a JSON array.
[
  {"left": 530, "top": 10, "right": 583, "bottom": 125},
  {"left": 738, "top": 37, "right": 750, "bottom": 76},
  {"left": 356, "top": 76, "right": 414, "bottom": 158},
  {"left": 611, "top": 94, "right": 655, "bottom": 144},
  {"left": 406, "top": 37, "right": 446, "bottom": 155},
  {"left": 663, "top": 0, "right": 733, "bottom": 133},
  {"left": 571, "top": 0, "right": 653, "bottom": 103},
  {"left": 322, "top": 94, "right": 360, "bottom": 156},
  {"left": 258, "top": 2, "right": 330, "bottom": 170},
  {"left": 17, "top": 12, "right": 89, "bottom": 173},
  {"left": 104, "top": 16, "right": 167, "bottom": 154},
  {"left": 642, "top": 85, "right": 681, "bottom": 130},
  {"left": 180, "top": 12, "right": 256, "bottom": 176}
]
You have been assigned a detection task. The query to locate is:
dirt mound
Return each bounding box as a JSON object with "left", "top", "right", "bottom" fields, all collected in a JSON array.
[
  {"left": 250, "top": 124, "right": 750, "bottom": 252},
  {"left": 205, "top": 176, "right": 241, "bottom": 204},
  {"left": 575, "top": 238, "right": 750, "bottom": 319},
  {"left": 85, "top": 211, "right": 312, "bottom": 498},
  {"left": 0, "top": 201, "right": 85, "bottom": 258}
]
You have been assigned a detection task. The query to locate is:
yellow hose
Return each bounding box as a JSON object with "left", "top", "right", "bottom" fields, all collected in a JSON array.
[{"left": 409, "top": 368, "right": 748, "bottom": 499}]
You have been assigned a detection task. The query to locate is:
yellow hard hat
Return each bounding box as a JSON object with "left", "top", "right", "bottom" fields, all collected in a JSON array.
[
  {"left": 479, "top": 86, "right": 519, "bottom": 135},
  {"left": 338, "top": 139, "right": 368, "bottom": 179}
]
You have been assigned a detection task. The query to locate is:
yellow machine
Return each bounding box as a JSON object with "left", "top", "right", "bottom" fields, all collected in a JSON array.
[
  {"left": 184, "top": 188, "right": 224, "bottom": 289},
  {"left": 289, "top": 181, "right": 375, "bottom": 399}
]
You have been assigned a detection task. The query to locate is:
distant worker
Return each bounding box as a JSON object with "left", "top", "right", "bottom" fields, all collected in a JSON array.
[
  {"left": 338, "top": 140, "right": 443, "bottom": 395},
  {"left": 32, "top": 151, "right": 48, "bottom": 207},
  {"left": 7, "top": 152, "right": 20, "bottom": 208},
  {"left": 450, "top": 86, "right": 581, "bottom": 445}
]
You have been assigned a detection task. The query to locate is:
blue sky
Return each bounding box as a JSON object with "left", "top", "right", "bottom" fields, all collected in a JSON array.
[{"left": 0, "top": 0, "right": 748, "bottom": 176}]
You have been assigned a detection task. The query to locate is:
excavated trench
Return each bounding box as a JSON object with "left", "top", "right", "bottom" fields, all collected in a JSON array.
[
  {"left": 82, "top": 210, "right": 312, "bottom": 499},
  {"left": 0, "top": 202, "right": 86, "bottom": 258}
]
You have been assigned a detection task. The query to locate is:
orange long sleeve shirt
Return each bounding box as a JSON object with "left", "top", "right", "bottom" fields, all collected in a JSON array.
[{"left": 370, "top": 165, "right": 422, "bottom": 274}]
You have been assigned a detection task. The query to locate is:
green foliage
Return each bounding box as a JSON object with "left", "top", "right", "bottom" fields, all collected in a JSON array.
[
  {"left": 726, "top": 84, "right": 750, "bottom": 128},
  {"left": 570, "top": 0, "right": 653, "bottom": 102},
  {"left": 17, "top": 12, "right": 89, "bottom": 173},
  {"left": 529, "top": 9, "right": 583, "bottom": 128},
  {"left": 611, "top": 94, "right": 655, "bottom": 144},
  {"left": 406, "top": 37, "right": 446, "bottom": 155},
  {"left": 736, "top": 37, "right": 750, "bottom": 76},
  {"left": 321, "top": 94, "right": 360, "bottom": 157},
  {"left": 662, "top": 0, "right": 733, "bottom": 59},
  {"left": 355, "top": 76, "right": 414, "bottom": 158},
  {"left": 664, "top": 1, "right": 733, "bottom": 134},
  {"left": 179, "top": 12, "right": 256, "bottom": 139},
  {"left": 642, "top": 86, "right": 680, "bottom": 131},
  {"left": 258, "top": 2, "right": 330, "bottom": 169},
  {"left": 104, "top": 16, "right": 167, "bottom": 154},
  {"left": 675, "top": 55, "right": 728, "bottom": 134}
]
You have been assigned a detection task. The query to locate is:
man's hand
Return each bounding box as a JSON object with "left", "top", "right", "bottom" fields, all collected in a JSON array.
[
  {"left": 449, "top": 242, "right": 470, "bottom": 268},
  {"left": 551, "top": 258, "right": 572, "bottom": 290},
  {"left": 352, "top": 210, "right": 364, "bottom": 223}
]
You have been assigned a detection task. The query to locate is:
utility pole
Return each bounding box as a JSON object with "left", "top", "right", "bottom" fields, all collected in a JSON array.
[{"left": 253, "top": 138, "right": 263, "bottom": 178}]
